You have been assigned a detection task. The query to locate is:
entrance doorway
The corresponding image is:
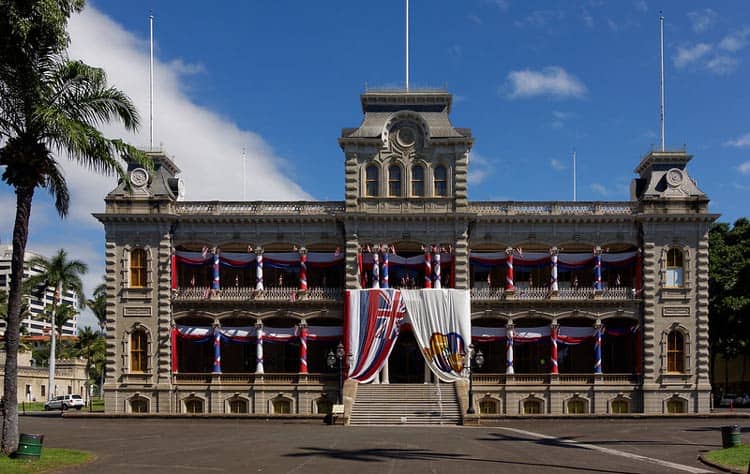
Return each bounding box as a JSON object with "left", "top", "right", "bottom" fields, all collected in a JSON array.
[{"left": 389, "top": 331, "right": 425, "bottom": 383}]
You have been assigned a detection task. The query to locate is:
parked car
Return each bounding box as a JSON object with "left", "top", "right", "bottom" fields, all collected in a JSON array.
[
  {"left": 735, "top": 394, "right": 750, "bottom": 407},
  {"left": 44, "top": 395, "right": 85, "bottom": 411}
]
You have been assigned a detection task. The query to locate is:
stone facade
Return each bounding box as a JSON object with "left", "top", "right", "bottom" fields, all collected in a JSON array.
[
  {"left": 0, "top": 351, "right": 88, "bottom": 402},
  {"left": 95, "top": 90, "right": 716, "bottom": 416}
]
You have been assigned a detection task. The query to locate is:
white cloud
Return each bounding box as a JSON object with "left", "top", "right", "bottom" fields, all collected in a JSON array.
[
  {"left": 505, "top": 66, "right": 587, "bottom": 99},
  {"left": 705, "top": 55, "right": 738, "bottom": 75},
  {"left": 516, "top": 10, "right": 562, "bottom": 28},
  {"left": 468, "top": 152, "right": 493, "bottom": 185},
  {"left": 64, "top": 6, "right": 310, "bottom": 227},
  {"left": 719, "top": 28, "right": 750, "bottom": 52},
  {"left": 468, "top": 14, "right": 482, "bottom": 25},
  {"left": 633, "top": 0, "right": 647, "bottom": 13},
  {"left": 738, "top": 161, "right": 750, "bottom": 174},
  {"left": 726, "top": 133, "right": 750, "bottom": 148},
  {"left": 581, "top": 9, "right": 594, "bottom": 28},
  {"left": 590, "top": 181, "right": 629, "bottom": 198},
  {"left": 674, "top": 43, "right": 712, "bottom": 68},
  {"left": 484, "top": 0, "right": 510, "bottom": 10},
  {"left": 550, "top": 159, "right": 566, "bottom": 171},
  {"left": 687, "top": 9, "right": 718, "bottom": 33}
]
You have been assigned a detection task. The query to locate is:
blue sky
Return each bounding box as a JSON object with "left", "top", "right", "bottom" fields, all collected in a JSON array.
[{"left": 1, "top": 0, "right": 749, "bottom": 328}]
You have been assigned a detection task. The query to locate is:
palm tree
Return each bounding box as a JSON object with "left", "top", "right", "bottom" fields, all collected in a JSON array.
[
  {"left": 75, "top": 326, "right": 104, "bottom": 394},
  {"left": 1, "top": 1, "right": 147, "bottom": 453},
  {"left": 24, "top": 249, "right": 86, "bottom": 401},
  {"left": 86, "top": 282, "right": 107, "bottom": 395}
]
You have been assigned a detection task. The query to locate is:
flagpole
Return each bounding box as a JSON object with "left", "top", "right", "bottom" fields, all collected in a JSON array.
[
  {"left": 242, "top": 147, "right": 247, "bottom": 201},
  {"left": 149, "top": 13, "right": 155, "bottom": 151},
  {"left": 405, "top": 0, "right": 409, "bottom": 90},
  {"left": 659, "top": 12, "right": 665, "bottom": 151},
  {"left": 572, "top": 149, "right": 577, "bottom": 201}
]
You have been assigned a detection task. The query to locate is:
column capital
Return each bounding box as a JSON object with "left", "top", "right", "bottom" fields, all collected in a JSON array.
[
  {"left": 299, "top": 247, "right": 308, "bottom": 255},
  {"left": 254, "top": 247, "right": 264, "bottom": 255},
  {"left": 255, "top": 321, "right": 263, "bottom": 329},
  {"left": 550, "top": 246, "right": 560, "bottom": 256},
  {"left": 505, "top": 247, "right": 514, "bottom": 256},
  {"left": 593, "top": 245, "right": 604, "bottom": 256},
  {"left": 298, "top": 320, "right": 308, "bottom": 328}
]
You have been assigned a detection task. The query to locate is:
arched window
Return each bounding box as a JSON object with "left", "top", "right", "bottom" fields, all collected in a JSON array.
[
  {"left": 522, "top": 399, "right": 542, "bottom": 414},
  {"left": 272, "top": 398, "right": 291, "bottom": 414},
  {"left": 611, "top": 399, "right": 629, "bottom": 414},
  {"left": 665, "top": 248, "right": 684, "bottom": 287},
  {"left": 365, "top": 165, "right": 379, "bottom": 197},
  {"left": 567, "top": 398, "right": 587, "bottom": 414},
  {"left": 228, "top": 398, "right": 248, "bottom": 414},
  {"left": 411, "top": 165, "right": 425, "bottom": 196},
  {"left": 130, "top": 398, "right": 149, "bottom": 413},
  {"left": 479, "top": 398, "right": 498, "bottom": 414},
  {"left": 666, "top": 398, "right": 686, "bottom": 414},
  {"left": 130, "top": 329, "right": 148, "bottom": 372},
  {"left": 130, "top": 248, "right": 147, "bottom": 287},
  {"left": 184, "top": 398, "right": 203, "bottom": 414},
  {"left": 434, "top": 165, "right": 447, "bottom": 196},
  {"left": 388, "top": 165, "right": 402, "bottom": 197},
  {"left": 667, "top": 330, "right": 685, "bottom": 373}
]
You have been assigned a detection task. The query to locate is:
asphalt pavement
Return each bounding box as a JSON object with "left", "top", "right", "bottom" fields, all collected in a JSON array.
[{"left": 15, "top": 416, "right": 750, "bottom": 473}]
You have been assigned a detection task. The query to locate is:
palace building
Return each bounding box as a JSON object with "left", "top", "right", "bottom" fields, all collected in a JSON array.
[{"left": 96, "top": 90, "right": 716, "bottom": 421}]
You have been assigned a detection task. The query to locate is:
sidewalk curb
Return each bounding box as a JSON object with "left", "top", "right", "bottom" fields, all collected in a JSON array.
[{"left": 698, "top": 454, "right": 747, "bottom": 473}]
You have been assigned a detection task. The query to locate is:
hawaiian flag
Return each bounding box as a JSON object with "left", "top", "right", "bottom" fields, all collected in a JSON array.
[{"left": 346, "top": 289, "right": 406, "bottom": 383}]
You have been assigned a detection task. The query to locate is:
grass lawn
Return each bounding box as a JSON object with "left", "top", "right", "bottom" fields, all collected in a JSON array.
[
  {"left": 704, "top": 445, "right": 750, "bottom": 471},
  {"left": 0, "top": 448, "right": 92, "bottom": 473}
]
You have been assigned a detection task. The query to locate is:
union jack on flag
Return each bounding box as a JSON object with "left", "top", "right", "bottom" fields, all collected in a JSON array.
[{"left": 347, "top": 289, "right": 406, "bottom": 383}]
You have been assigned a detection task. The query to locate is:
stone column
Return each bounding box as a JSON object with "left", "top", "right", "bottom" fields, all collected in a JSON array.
[
  {"left": 550, "top": 322, "right": 559, "bottom": 375},
  {"left": 593, "top": 246, "right": 603, "bottom": 293},
  {"left": 212, "top": 324, "right": 222, "bottom": 374},
  {"left": 381, "top": 359, "right": 389, "bottom": 384},
  {"left": 255, "top": 248, "right": 264, "bottom": 291},
  {"left": 255, "top": 322, "right": 264, "bottom": 374},
  {"left": 505, "top": 323, "right": 515, "bottom": 375},
  {"left": 549, "top": 247, "right": 559, "bottom": 296},
  {"left": 298, "top": 322, "right": 308, "bottom": 374},
  {"left": 594, "top": 321, "right": 603, "bottom": 375},
  {"left": 433, "top": 252, "right": 442, "bottom": 289},
  {"left": 298, "top": 248, "right": 308, "bottom": 293}
]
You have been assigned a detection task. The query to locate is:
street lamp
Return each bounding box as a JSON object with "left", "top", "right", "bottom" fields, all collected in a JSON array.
[
  {"left": 466, "top": 344, "right": 485, "bottom": 415},
  {"left": 326, "top": 342, "right": 346, "bottom": 404}
]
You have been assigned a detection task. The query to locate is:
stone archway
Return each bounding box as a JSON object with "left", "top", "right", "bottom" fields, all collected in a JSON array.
[{"left": 388, "top": 330, "right": 425, "bottom": 383}]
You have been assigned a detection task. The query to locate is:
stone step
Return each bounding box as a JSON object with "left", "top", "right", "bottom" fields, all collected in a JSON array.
[{"left": 351, "top": 382, "right": 462, "bottom": 426}]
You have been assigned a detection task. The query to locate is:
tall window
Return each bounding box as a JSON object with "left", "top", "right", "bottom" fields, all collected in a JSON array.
[
  {"left": 665, "top": 248, "right": 684, "bottom": 287},
  {"left": 667, "top": 330, "right": 685, "bottom": 373},
  {"left": 228, "top": 398, "right": 248, "bottom": 414},
  {"left": 523, "top": 399, "right": 542, "bottom": 414},
  {"left": 411, "top": 165, "right": 424, "bottom": 196},
  {"left": 666, "top": 399, "right": 686, "bottom": 413},
  {"left": 434, "top": 165, "right": 447, "bottom": 196},
  {"left": 567, "top": 399, "right": 586, "bottom": 414},
  {"left": 388, "top": 165, "right": 402, "bottom": 196},
  {"left": 130, "top": 329, "right": 148, "bottom": 372},
  {"left": 365, "top": 165, "right": 379, "bottom": 197},
  {"left": 130, "top": 248, "right": 147, "bottom": 287},
  {"left": 611, "top": 399, "right": 629, "bottom": 414},
  {"left": 272, "top": 398, "right": 291, "bottom": 414}
]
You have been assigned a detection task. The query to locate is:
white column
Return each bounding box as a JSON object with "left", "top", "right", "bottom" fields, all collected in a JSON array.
[
  {"left": 255, "top": 323, "right": 264, "bottom": 374},
  {"left": 381, "top": 359, "right": 389, "bottom": 384},
  {"left": 424, "top": 361, "right": 431, "bottom": 383}
]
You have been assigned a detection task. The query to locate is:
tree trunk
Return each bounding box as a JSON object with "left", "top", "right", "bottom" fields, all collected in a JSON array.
[
  {"left": 2, "top": 185, "right": 35, "bottom": 455},
  {"left": 47, "top": 283, "right": 61, "bottom": 401}
]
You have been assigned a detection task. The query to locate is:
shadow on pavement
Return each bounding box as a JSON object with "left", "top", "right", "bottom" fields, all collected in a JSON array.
[{"left": 285, "top": 446, "right": 641, "bottom": 473}]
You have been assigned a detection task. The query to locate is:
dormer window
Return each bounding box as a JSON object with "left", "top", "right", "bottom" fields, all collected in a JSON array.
[
  {"left": 365, "top": 165, "right": 379, "bottom": 197},
  {"left": 388, "top": 165, "right": 402, "bottom": 197},
  {"left": 412, "top": 165, "right": 424, "bottom": 196},
  {"left": 665, "top": 248, "right": 684, "bottom": 287},
  {"left": 434, "top": 165, "right": 447, "bottom": 197}
]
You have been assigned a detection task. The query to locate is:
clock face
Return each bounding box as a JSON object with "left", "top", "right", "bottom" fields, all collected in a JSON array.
[
  {"left": 130, "top": 168, "right": 149, "bottom": 187},
  {"left": 396, "top": 127, "right": 416, "bottom": 147},
  {"left": 666, "top": 168, "right": 683, "bottom": 187}
]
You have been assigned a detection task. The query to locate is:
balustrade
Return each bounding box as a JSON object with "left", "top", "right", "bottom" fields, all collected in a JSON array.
[
  {"left": 173, "top": 372, "right": 337, "bottom": 385},
  {"left": 173, "top": 286, "right": 344, "bottom": 302}
]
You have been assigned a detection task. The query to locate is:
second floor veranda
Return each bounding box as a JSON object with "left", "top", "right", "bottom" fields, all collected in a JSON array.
[{"left": 171, "top": 244, "right": 641, "bottom": 303}]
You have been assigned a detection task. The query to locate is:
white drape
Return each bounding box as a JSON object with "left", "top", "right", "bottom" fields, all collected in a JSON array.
[{"left": 400, "top": 289, "right": 471, "bottom": 382}]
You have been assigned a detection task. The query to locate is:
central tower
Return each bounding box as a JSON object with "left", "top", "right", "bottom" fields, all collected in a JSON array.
[{"left": 339, "top": 90, "right": 473, "bottom": 213}]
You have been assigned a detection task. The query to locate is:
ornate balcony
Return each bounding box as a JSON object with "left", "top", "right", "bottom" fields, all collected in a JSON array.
[
  {"left": 472, "top": 373, "right": 642, "bottom": 385},
  {"left": 172, "top": 286, "right": 343, "bottom": 302},
  {"left": 470, "top": 286, "right": 635, "bottom": 301},
  {"left": 173, "top": 372, "right": 336, "bottom": 385}
]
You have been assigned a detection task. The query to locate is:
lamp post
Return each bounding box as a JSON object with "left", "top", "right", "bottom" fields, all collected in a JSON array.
[
  {"left": 466, "top": 344, "right": 485, "bottom": 415},
  {"left": 327, "top": 342, "right": 346, "bottom": 404}
]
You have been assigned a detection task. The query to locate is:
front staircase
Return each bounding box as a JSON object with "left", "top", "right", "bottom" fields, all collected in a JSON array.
[{"left": 349, "top": 383, "right": 462, "bottom": 426}]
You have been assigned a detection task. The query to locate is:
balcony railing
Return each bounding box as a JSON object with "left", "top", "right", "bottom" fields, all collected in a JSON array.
[
  {"left": 173, "top": 287, "right": 343, "bottom": 302},
  {"left": 175, "top": 201, "right": 345, "bottom": 216},
  {"left": 173, "top": 372, "right": 336, "bottom": 385},
  {"left": 473, "top": 373, "right": 642, "bottom": 385},
  {"left": 470, "top": 201, "right": 636, "bottom": 216},
  {"left": 471, "top": 286, "right": 634, "bottom": 301}
]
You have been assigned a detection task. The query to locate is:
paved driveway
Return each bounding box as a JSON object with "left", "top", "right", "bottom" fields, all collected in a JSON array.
[{"left": 16, "top": 416, "right": 749, "bottom": 473}]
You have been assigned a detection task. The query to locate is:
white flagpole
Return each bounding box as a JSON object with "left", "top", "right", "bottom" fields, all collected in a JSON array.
[
  {"left": 572, "top": 149, "right": 577, "bottom": 202},
  {"left": 149, "top": 13, "right": 155, "bottom": 151},
  {"left": 242, "top": 147, "right": 247, "bottom": 201},
  {"left": 659, "top": 12, "right": 665, "bottom": 151},
  {"left": 405, "top": 0, "right": 409, "bottom": 90}
]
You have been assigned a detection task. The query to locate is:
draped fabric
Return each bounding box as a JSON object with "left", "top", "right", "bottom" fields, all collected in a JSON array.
[
  {"left": 346, "top": 289, "right": 407, "bottom": 383},
  {"left": 400, "top": 289, "right": 471, "bottom": 382},
  {"left": 471, "top": 326, "right": 507, "bottom": 342},
  {"left": 468, "top": 250, "right": 637, "bottom": 272},
  {"left": 513, "top": 326, "right": 551, "bottom": 343},
  {"left": 557, "top": 326, "right": 597, "bottom": 345},
  {"left": 176, "top": 325, "right": 212, "bottom": 343}
]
